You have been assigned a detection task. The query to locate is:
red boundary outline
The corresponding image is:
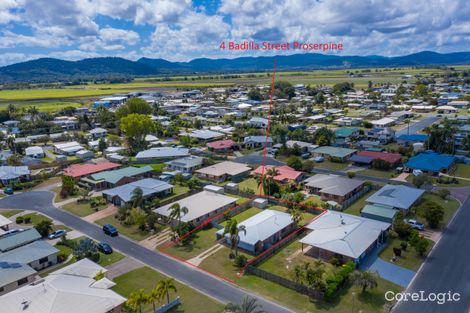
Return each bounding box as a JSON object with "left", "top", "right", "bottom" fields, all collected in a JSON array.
[{"left": 158, "top": 60, "right": 329, "bottom": 285}]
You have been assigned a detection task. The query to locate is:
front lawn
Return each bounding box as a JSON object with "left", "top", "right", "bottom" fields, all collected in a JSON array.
[
  {"left": 422, "top": 192, "right": 459, "bottom": 225},
  {"left": 198, "top": 246, "right": 254, "bottom": 281},
  {"left": 379, "top": 236, "right": 433, "bottom": 271},
  {"left": 99, "top": 250, "right": 125, "bottom": 267},
  {"left": 164, "top": 226, "right": 219, "bottom": 260},
  {"left": 238, "top": 178, "right": 262, "bottom": 194},
  {"left": 160, "top": 184, "right": 190, "bottom": 202},
  {"left": 112, "top": 267, "right": 224, "bottom": 313},
  {"left": 95, "top": 215, "right": 151, "bottom": 241},
  {"left": 343, "top": 189, "right": 376, "bottom": 216},
  {"left": 314, "top": 160, "right": 349, "bottom": 171},
  {"left": 62, "top": 201, "right": 104, "bottom": 217},
  {"left": 360, "top": 168, "right": 395, "bottom": 179},
  {"left": 455, "top": 163, "right": 470, "bottom": 177}
]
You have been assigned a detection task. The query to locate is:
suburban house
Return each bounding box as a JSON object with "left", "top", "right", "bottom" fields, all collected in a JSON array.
[
  {"left": 76, "top": 150, "right": 94, "bottom": 160},
  {"left": 154, "top": 190, "right": 238, "bottom": 226},
  {"left": 135, "top": 147, "right": 190, "bottom": 162},
  {"left": 351, "top": 151, "right": 402, "bottom": 167},
  {"left": 0, "top": 258, "right": 126, "bottom": 313},
  {"left": 253, "top": 165, "right": 304, "bottom": 183},
  {"left": 366, "top": 127, "right": 395, "bottom": 144},
  {"left": 335, "top": 127, "right": 361, "bottom": 143},
  {"left": 371, "top": 117, "right": 396, "bottom": 128},
  {"left": 216, "top": 210, "right": 296, "bottom": 254},
  {"left": 285, "top": 140, "right": 316, "bottom": 153},
  {"left": 207, "top": 139, "right": 237, "bottom": 153},
  {"left": 311, "top": 146, "right": 357, "bottom": 162},
  {"left": 0, "top": 166, "right": 30, "bottom": 186},
  {"left": 303, "top": 174, "right": 365, "bottom": 205},
  {"left": 81, "top": 166, "right": 154, "bottom": 190},
  {"left": 102, "top": 178, "right": 173, "bottom": 206},
  {"left": 52, "top": 116, "right": 79, "bottom": 130},
  {"left": 195, "top": 161, "right": 251, "bottom": 182},
  {"left": 366, "top": 184, "right": 425, "bottom": 214},
  {"left": 63, "top": 162, "right": 121, "bottom": 181},
  {"left": 0, "top": 240, "right": 58, "bottom": 272},
  {"left": 189, "top": 129, "right": 224, "bottom": 142},
  {"left": 248, "top": 117, "right": 269, "bottom": 128},
  {"left": 0, "top": 262, "right": 37, "bottom": 296},
  {"left": 0, "top": 215, "right": 12, "bottom": 235},
  {"left": 404, "top": 152, "right": 457, "bottom": 175},
  {"left": 24, "top": 146, "right": 44, "bottom": 159},
  {"left": 396, "top": 134, "right": 429, "bottom": 146},
  {"left": 53, "top": 141, "right": 84, "bottom": 156},
  {"left": 88, "top": 127, "right": 107, "bottom": 140},
  {"left": 300, "top": 211, "right": 390, "bottom": 264},
  {"left": 333, "top": 117, "right": 362, "bottom": 126},
  {"left": 243, "top": 136, "right": 273, "bottom": 149},
  {"left": 165, "top": 156, "right": 204, "bottom": 173},
  {"left": 0, "top": 229, "right": 42, "bottom": 253}
]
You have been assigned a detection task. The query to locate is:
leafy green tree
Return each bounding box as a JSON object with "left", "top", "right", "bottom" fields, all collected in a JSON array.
[
  {"left": 247, "top": 88, "right": 263, "bottom": 101},
  {"left": 120, "top": 113, "right": 156, "bottom": 153},
  {"left": 116, "top": 98, "right": 153, "bottom": 119},
  {"left": 313, "top": 127, "right": 335, "bottom": 146},
  {"left": 419, "top": 201, "right": 444, "bottom": 229},
  {"left": 35, "top": 220, "right": 53, "bottom": 238},
  {"left": 156, "top": 278, "right": 177, "bottom": 304},
  {"left": 412, "top": 174, "right": 430, "bottom": 189},
  {"left": 131, "top": 187, "right": 144, "bottom": 209},
  {"left": 424, "top": 122, "right": 456, "bottom": 154},
  {"left": 350, "top": 270, "right": 379, "bottom": 293},
  {"left": 98, "top": 137, "right": 107, "bottom": 152},
  {"left": 302, "top": 160, "right": 315, "bottom": 173},
  {"left": 286, "top": 156, "right": 302, "bottom": 170},
  {"left": 95, "top": 106, "right": 115, "bottom": 126},
  {"left": 225, "top": 296, "right": 267, "bottom": 313},
  {"left": 73, "top": 238, "right": 100, "bottom": 262}
]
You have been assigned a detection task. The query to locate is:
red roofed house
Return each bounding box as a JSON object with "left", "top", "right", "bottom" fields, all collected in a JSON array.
[
  {"left": 356, "top": 151, "right": 402, "bottom": 167},
  {"left": 63, "top": 162, "right": 121, "bottom": 181},
  {"left": 207, "top": 139, "right": 237, "bottom": 153},
  {"left": 253, "top": 165, "right": 304, "bottom": 183}
]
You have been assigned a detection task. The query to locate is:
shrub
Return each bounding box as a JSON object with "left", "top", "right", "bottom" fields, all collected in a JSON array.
[
  {"left": 328, "top": 257, "right": 340, "bottom": 267},
  {"left": 324, "top": 261, "right": 355, "bottom": 301},
  {"left": 400, "top": 242, "right": 408, "bottom": 251},
  {"left": 347, "top": 171, "right": 356, "bottom": 179},
  {"left": 436, "top": 188, "right": 450, "bottom": 200},
  {"left": 234, "top": 255, "right": 248, "bottom": 268},
  {"left": 57, "top": 252, "right": 68, "bottom": 263},
  {"left": 23, "top": 216, "right": 31, "bottom": 223},
  {"left": 16, "top": 216, "right": 24, "bottom": 224},
  {"left": 393, "top": 247, "right": 402, "bottom": 257}
]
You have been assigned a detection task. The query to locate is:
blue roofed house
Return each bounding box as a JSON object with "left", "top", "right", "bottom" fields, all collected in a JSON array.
[
  {"left": 102, "top": 178, "right": 173, "bottom": 206},
  {"left": 396, "top": 134, "right": 429, "bottom": 146},
  {"left": 81, "top": 166, "right": 154, "bottom": 190},
  {"left": 0, "top": 228, "right": 42, "bottom": 253},
  {"left": 335, "top": 127, "right": 361, "bottom": 143},
  {"left": 404, "top": 151, "right": 456, "bottom": 175},
  {"left": 216, "top": 209, "right": 296, "bottom": 254}
]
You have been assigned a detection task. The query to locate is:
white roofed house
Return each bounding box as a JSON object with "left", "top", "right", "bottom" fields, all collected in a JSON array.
[
  {"left": 0, "top": 258, "right": 126, "bottom": 313},
  {"left": 189, "top": 129, "right": 224, "bottom": 142},
  {"left": 154, "top": 190, "right": 238, "bottom": 226},
  {"left": 165, "top": 156, "right": 204, "bottom": 173},
  {"left": 370, "top": 117, "right": 396, "bottom": 128},
  {"left": 24, "top": 146, "right": 44, "bottom": 159},
  {"left": 53, "top": 141, "right": 84, "bottom": 156},
  {"left": 0, "top": 166, "right": 30, "bottom": 185},
  {"left": 299, "top": 211, "right": 390, "bottom": 265},
  {"left": 135, "top": 147, "right": 190, "bottom": 162},
  {"left": 88, "top": 127, "right": 107, "bottom": 140}
]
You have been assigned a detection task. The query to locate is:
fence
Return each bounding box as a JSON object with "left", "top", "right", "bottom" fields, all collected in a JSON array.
[
  {"left": 245, "top": 266, "right": 324, "bottom": 300},
  {"left": 157, "top": 187, "right": 201, "bottom": 208}
]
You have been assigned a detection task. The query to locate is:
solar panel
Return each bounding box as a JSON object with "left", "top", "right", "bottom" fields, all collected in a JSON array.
[{"left": 0, "top": 261, "right": 11, "bottom": 268}]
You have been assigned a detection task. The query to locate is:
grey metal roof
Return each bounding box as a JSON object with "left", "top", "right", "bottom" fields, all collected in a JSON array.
[
  {"left": 0, "top": 228, "right": 41, "bottom": 252},
  {"left": 0, "top": 166, "right": 30, "bottom": 180},
  {"left": 0, "top": 261, "right": 36, "bottom": 287},
  {"left": 165, "top": 156, "right": 203, "bottom": 168},
  {"left": 304, "top": 174, "right": 364, "bottom": 197},
  {"left": 366, "top": 184, "right": 425, "bottom": 210},
  {"left": 135, "top": 147, "right": 190, "bottom": 159},
  {"left": 102, "top": 178, "right": 173, "bottom": 203},
  {"left": 189, "top": 130, "right": 224, "bottom": 140},
  {"left": 0, "top": 240, "right": 58, "bottom": 264}
]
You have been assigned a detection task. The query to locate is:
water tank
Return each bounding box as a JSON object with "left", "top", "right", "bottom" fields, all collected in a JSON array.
[{"left": 413, "top": 142, "right": 424, "bottom": 152}]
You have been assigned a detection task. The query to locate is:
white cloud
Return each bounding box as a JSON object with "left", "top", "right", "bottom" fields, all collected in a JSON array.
[{"left": 0, "top": 0, "right": 20, "bottom": 24}]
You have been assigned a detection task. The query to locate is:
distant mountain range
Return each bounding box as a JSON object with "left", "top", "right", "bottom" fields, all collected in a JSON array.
[{"left": 0, "top": 51, "right": 469, "bottom": 83}]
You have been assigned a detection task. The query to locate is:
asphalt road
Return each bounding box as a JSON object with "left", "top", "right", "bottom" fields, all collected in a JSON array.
[
  {"left": 0, "top": 191, "right": 293, "bottom": 313},
  {"left": 393, "top": 196, "right": 470, "bottom": 313},
  {"left": 396, "top": 116, "right": 441, "bottom": 136}
]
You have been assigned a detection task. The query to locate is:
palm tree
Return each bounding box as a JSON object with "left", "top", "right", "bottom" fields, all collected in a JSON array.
[
  {"left": 27, "top": 106, "right": 39, "bottom": 122},
  {"left": 289, "top": 206, "right": 302, "bottom": 225},
  {"left": 225, "top": 296, "right": 267, "bottom": 313},
  {"left": 131, "top": 187, "right": 144, "bottom": 209},
  {"left": 127, "top": 289, "right": 147, "bottom": 313},
  {"left": 350, "top": 270, "right": 379, "bottom": 293},
  {"left": 223, "top": 219, "right": 246, "bottom": 257},
  {"left": 147, "top": 287, "right": 160, "bottom": 312},
  {"left": 266, "top": 167, "right": 280, "bottom": 196},
  {"left": 156, "top": 278, "right": 177, "bottom": 304},
  {"left": 168, "top": 203, "right": 188, "bottom": 230}
]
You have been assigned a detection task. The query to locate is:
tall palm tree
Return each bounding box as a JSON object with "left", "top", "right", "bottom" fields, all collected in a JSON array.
[
  {"left": 27, "top": 106, "right": 40, "bottom": 122},
  {"left": 168, "top": 203, "right": 188, "bottom": 229},
  {"left": 225, "top": 296, "right": 267, "bottom": 313},
  {"left": 156, "top": 278, "right": 177, "bottom": 304},
  {"left": 289, "top": 206, "right": 302, "bottom": 226},
  {"left": 127, "top": 289, "right": 147, "bottom": 313},
  {"left": 266, "top": 167, "right": 280, "bottom": 196},
  {"left": 147, "top": 287, "right": 160, "bottom": 312},
  {"left": 223, "top": 219, "right": 246, "bottom": 257},
  {"left": 131, "top": 187, "right": 144, "bottom": 209}
]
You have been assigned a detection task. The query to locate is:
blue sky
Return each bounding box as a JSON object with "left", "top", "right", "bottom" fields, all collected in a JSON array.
[{"left": 0, "top": 0, "right": 469, "bottom": 66}]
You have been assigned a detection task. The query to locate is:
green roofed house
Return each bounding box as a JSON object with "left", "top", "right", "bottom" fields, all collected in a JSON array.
[
  {"left": 311, "top": 146, "right": 357, "bottom": 161},
  {"left": 335, "top": 127, "right": 361, "bottom": 143},
  {"left": 361, "top": 204, "right": 398, "bottom": 223},
  {"left": 80, "top": 166, "right": 154, "bottom": 190}
]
